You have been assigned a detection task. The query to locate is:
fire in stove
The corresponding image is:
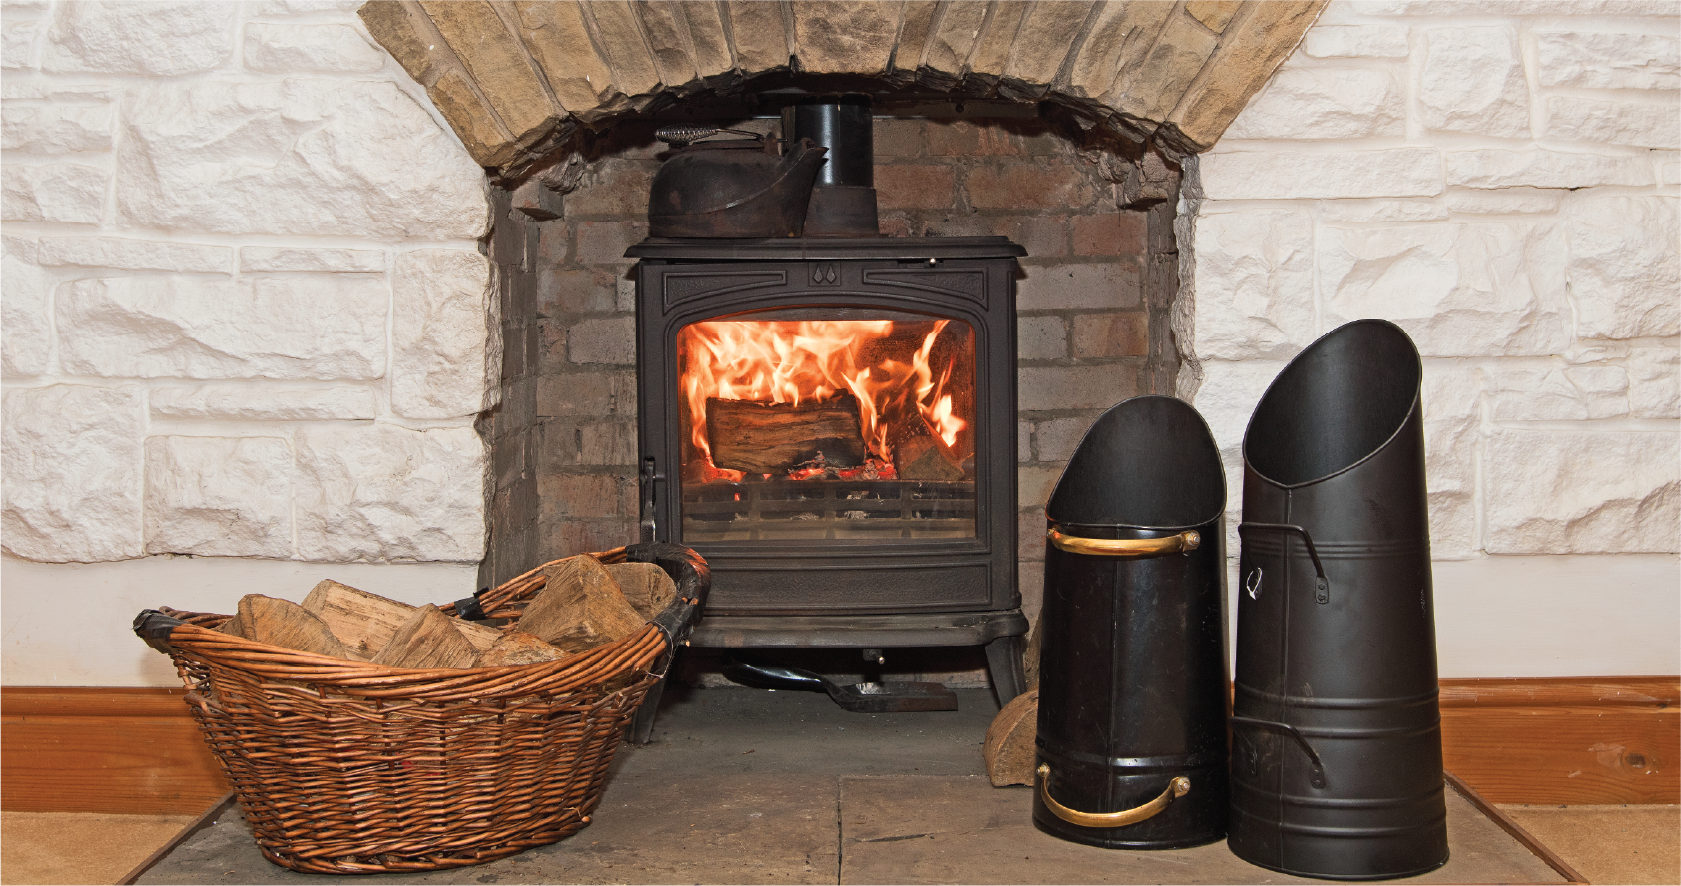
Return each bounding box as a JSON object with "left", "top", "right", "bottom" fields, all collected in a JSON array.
[
  {"left": 674, "top": 314, "right": 979, "bottom": 544},
  {"left": 676, "top": 317, "right": 975, "bottom": 485}
]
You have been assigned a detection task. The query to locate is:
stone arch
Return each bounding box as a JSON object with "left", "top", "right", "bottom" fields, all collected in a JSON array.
[{"left": 359, "top": 1, "right": 1325, "bottom": 178}]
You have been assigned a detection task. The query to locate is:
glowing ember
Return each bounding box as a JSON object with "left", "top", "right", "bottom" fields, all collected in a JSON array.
[{"left": 678, "top": 317, "right": 972, "bottom": 480}]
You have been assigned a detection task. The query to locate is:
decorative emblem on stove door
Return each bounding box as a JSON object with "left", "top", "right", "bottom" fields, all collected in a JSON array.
[{"left": 810, "top": 262, "right": 840, "bottom": 285}]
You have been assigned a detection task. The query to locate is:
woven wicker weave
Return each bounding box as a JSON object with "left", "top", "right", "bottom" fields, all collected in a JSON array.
[{"left": 134, "top": 543, "right": 709, "bottom": 875}]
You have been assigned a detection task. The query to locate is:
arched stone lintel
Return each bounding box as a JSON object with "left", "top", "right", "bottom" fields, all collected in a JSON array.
[{"left": 359, "top": 0, "right": 1324, "bottom": 180}]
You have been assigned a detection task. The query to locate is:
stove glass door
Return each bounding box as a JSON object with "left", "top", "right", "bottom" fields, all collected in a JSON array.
[{"left": 675, "top": 307, "right": 977, "bottom": 543}]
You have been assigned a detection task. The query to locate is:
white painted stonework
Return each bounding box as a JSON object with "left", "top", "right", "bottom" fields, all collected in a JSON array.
[
  {"left": 1, "top": 0, "right": 493, "bottom": 670},
  {"left": 1189, "top": 0, "right": 1679, "bottom": 677}
]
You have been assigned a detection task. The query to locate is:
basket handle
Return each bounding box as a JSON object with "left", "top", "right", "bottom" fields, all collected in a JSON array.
[{"left": 133, "top": 609, "right": 185, "bottom": 654}]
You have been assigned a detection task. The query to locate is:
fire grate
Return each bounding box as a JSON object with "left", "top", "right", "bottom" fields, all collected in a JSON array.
[{"left": 683, "top": 479, "right": 975, "bottom": 541}]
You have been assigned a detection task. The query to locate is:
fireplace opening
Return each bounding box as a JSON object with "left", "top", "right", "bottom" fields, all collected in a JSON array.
[{"left": 481, "top": 93, "right": 1186, "bottom": 698}]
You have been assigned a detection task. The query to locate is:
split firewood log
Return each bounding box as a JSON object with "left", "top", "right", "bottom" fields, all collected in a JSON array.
[
  {"left": 300, "top": 580, "right": 416, "bottom": 660},
  {"left": 605, "top": 562, "right": 678, "bottom": 620},
  {"left": 216, "top": 610, "right": 248, "bottom": 639},
  {"left": 894, "top": 433, "right": 965, "bottom": 481},
  {"left": 707, "top": 394, "right": 868, "bottom": 473},
  {"left": 983, "top": 688, "right": 1039, "bottom": 787},
  {"left": 473, "top": 631, "right": 570, "bottom": 667},
  {"left": 234, "top": 594, "right": 353, "bottom": 660},
  {"left": 1024, "top": 614, "right": 1043, "bottom": 692},
  {"left": 372, "top": 604, "right": 478, "bottom": 670},
  {"left": 515, "top": 555, "right": 646, "bottom": 653},
  {"left": 453, "top": 618, "right": 504, "bottom": 654}
]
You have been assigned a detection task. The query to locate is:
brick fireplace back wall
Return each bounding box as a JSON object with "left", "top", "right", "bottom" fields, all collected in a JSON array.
[{"left": 481, "top": 115, "right": 1181, "bottom": 633}]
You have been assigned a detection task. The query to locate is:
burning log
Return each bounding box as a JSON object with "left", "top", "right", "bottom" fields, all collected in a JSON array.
[
  {"left": 892, "top": 408, "right": 966, "bottom": 482},
  {"left": 894, "top": 434, "right": 965, "bottom": 481},
  {"left": 706, "top": 393, "right": 868, "bottom": 474}
]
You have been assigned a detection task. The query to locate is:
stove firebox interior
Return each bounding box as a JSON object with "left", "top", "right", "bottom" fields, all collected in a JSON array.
[{"left": 631, "top": 236, "right": 1028, "bottom": 698}]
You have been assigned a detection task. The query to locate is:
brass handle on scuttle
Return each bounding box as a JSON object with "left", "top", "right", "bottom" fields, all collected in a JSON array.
[
  {"left": 1036, "top": 765, "right": 1190, "bottom": 828},
  {"left": 1047, "top": 528, "right": 1200, "bottom": 558}
]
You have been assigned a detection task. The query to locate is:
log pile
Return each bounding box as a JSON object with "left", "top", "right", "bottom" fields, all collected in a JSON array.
[{"left": 214, "top": 554, "right": 680, "bottom": 668}]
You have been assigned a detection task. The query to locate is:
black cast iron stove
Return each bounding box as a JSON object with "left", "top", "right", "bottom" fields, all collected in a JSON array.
[
  {"left": 627, "top": 96, "right": 1027, "bottom": 708},
  {"left": 628, "top": 234, "right": 1027, "bottom": 700}
]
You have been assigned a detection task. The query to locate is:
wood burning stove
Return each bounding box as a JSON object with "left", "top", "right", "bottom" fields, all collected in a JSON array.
[{"left": 628, "top": 236, "right": 1028, "bottom": 700}]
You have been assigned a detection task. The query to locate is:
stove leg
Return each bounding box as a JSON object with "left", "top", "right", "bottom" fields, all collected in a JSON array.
[
  {"left": 984, "top": 635, "right": 1026, "bottom": 706},
  {"left": 630, "top": 680, "right": 666, "bottom": 745}
]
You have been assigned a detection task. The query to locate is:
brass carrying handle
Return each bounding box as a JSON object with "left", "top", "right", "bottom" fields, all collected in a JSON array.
[
  {"left": 1047, "top": 528, "right": 1200, "bottom": 558},
  {"left": 1036, "top": 764, "right": 1190, "bottom": 828}
]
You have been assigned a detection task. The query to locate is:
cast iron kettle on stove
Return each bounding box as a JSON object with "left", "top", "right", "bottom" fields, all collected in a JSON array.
[{"left": 647, "top": 126, "right": 828, "bottom": 238}]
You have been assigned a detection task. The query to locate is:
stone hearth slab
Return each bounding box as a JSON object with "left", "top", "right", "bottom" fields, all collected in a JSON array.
[
  {"left": 136, "top": 688, "right": 1570, "bottom": 885},
  {"left": 838, "top": 775, "right": 1565, "bottom": 885},
  {"left": 137, "top": 772, "right": 836, "bottom": 885}
]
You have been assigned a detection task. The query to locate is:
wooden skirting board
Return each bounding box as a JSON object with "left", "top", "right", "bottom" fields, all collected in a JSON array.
[
  {"left": 1440, "top": 676, "right": 1678, "bottom": 805},
  {"left": 2, "top": 687, "right": 230, "bottom": 815},
  {"left": 4, "top": 677, "right": 1676, "bottom": 814}
]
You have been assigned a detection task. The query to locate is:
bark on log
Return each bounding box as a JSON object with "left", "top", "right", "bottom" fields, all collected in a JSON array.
[
  {"left": 301, "top": 580, "right": 416, "bottom": 660},
  {"left": 983, "top": 688, "right": 1039, "bottom": 787},
  {"left": 706, "top": 394, "right": 868, "bottom": 473},
  {"left": 516, "top": 555, "right": 647, "bottom": 653},
  {"left": 216, "top": 611, "right": 247, "bottom": 639},
  {"left": 1024, "top": 613, "right": 1043, "bottom": 692},
  {"left": 473, "top": 631, "right": 570, "bottom": 667},
  {"left": 372, "top": 604, "right": 478, "bottom": 670}
]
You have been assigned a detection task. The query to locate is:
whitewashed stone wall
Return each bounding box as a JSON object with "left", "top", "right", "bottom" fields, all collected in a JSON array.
[
  {"left": 1186, "top": 0, "right": 1679, "bottom": 674},
  {"left": 1, "top": 1, "right": 497, "bottom": 570},
  {"left": 4, "top": 0, "right": 1676, "bottom": 684}
]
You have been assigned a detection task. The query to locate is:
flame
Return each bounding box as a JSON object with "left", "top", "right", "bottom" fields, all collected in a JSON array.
[
  {"left": 677, "top": 318, "right": 970, "bottom": 478},
  {"left": 911, "top": 325, "right": 966, "bottom": 448}
]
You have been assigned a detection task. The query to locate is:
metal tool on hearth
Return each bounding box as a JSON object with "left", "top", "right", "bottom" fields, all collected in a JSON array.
[
  {"left": 1033, "top": 395, "right": 1230, "bottom": 850},
  {"left": 723, "top": 658, "right": 958, "bottom": 713},
  {"left": 1229, "top": 319, "right": 1448, "bottom": 881}
]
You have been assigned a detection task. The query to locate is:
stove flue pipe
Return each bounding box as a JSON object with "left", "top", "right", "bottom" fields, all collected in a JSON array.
[{"left": 784, "top": 96, "right": 879, "bottom": 237}]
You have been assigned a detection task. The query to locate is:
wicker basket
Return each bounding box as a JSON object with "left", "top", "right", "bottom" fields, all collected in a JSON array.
[{"left": 132, "top": 543, "right": 709, "bottom": 875}]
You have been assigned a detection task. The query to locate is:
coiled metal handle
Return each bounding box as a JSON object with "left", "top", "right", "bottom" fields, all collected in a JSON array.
[
  {"left": 1047, "top": 528, "right": 1200, "bottom": 559},
  {"left": 1036, "top": 765, "right": 1190, "bottom": 827}
]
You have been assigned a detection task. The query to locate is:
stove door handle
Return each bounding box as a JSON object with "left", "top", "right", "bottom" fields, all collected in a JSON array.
[{"left": 1047, "top": 528, "right": 1200, "bottom": 559}]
